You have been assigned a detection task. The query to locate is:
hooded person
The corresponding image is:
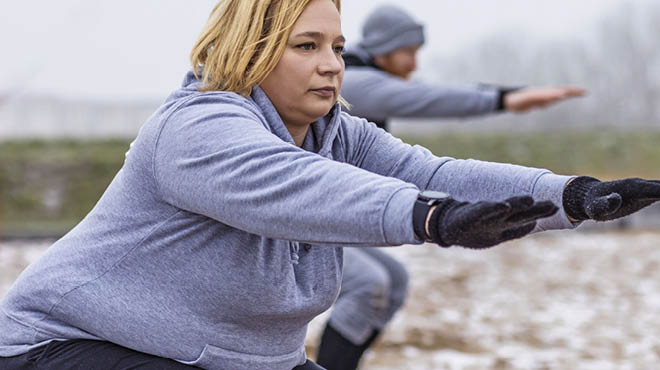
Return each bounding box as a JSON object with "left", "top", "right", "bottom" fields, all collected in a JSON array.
[
  {"left": 339, "top": 4, "right": 584, "bottom": 131},
  {"left": 317, "top": 5, "right": 585, "bottom": 370}
]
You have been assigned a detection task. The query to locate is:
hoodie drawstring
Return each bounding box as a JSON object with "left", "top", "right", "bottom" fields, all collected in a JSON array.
[{"left": 290, "top": 242, "right": 300, "bottom": 265}]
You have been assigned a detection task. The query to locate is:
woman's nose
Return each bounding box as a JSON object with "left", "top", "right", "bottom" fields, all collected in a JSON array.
[{"left": 318, "top": 48, "right": 343, "bottom": 75}]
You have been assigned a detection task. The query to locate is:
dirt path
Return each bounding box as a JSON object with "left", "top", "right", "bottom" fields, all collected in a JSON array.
[{"left": 307, "top": 231, "right": 660, "bottom": 369}]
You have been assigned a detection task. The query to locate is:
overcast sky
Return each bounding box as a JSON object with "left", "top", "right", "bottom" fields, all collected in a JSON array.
[{"left": 0, "top": 0, "right": 629, "bottom": 101}]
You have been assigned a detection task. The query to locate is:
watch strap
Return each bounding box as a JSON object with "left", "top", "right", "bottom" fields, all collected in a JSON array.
[{"left": 413, "top": 198, "right": 435, "bottom": 241}]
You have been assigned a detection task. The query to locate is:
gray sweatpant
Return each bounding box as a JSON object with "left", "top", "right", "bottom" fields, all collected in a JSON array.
[{"left": 328, "top": 248, "right": 409, "bottom": 345}]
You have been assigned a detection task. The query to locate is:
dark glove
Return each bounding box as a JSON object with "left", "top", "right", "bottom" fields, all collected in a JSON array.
[
  {"left": 426, "top": 196, "right": 558, "bottom": 249},
  {"left": 562, "top": 176, "right": 660, "bottom": 221}
]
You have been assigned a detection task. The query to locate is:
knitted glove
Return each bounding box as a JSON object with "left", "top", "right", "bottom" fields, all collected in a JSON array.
[
  {"left": 427, "top": 196, "right": 558, "bottom": 249},
  {"left": 562, "top": 176, "right": 660, "bottom": 221}
]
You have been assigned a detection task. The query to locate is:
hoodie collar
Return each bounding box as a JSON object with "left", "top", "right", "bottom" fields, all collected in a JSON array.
[
  {"left": 250, "top": 85, "right": 342, "bottom": 158},
  {"left": 182, "top": 70, "right": 204, "bottom": 92}
]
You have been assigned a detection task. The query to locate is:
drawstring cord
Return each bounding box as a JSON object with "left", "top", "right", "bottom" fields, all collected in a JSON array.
[{"left": 290, "top": 242, "right": 300, "bottom": 265}]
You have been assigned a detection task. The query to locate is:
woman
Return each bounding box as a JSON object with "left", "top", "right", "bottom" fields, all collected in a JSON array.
[{"left": 1, "top": 1, "right": 658, "bottom": 369}]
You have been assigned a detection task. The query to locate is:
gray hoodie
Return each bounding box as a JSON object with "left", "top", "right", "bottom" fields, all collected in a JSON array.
[
  {"left": 341, "top": 45, "right": 501, "bottom": 127},
  {"left": 0, "top": 72, "right": 574, "bottom": 370}
]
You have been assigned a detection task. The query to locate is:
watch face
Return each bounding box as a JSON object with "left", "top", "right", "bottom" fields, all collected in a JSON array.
[{"left": 419, "top": 190, "right": 450, "bottom": 200}]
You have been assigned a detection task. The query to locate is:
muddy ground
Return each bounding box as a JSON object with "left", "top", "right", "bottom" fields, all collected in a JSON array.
[{"left": 3, "top": 230, "right": 660, "bottom": 369}]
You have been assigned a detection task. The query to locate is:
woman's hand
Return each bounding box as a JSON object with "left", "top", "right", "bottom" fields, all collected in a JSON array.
[
  {"left": 563, "top": 176, "right": 660, "bottom": 221},
  {"left": 504, "top": 87, "right": 586, "bottom": 112},
  {"left": 427, "top": 196, "right": 558, "bottom": 249}
]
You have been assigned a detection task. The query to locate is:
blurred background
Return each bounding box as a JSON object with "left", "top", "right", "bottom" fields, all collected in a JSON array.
[{"left": 1, "top": 1, "right": 660, "bottom": 369}]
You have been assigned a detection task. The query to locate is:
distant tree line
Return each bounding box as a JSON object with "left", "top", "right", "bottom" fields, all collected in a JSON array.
[{"left": 421, "top": 0, "right": 660, "bottom": 131}]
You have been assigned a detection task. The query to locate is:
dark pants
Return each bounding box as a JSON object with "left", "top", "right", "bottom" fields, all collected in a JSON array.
[{"left": 0, "top": 340, "right": 325, "bottom": 370}]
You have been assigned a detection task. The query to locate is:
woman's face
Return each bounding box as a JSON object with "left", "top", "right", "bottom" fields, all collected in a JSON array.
[{"left": 261, "top": 0, "right": 345, "bottom": 129}]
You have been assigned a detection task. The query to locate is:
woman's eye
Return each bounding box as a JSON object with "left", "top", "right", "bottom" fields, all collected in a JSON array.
[
  {"left": 334, "top": 45, "right": 345, "bottom": 54},
  {"left": 297, "top": 43, "right": 316, "bottom": 51}
]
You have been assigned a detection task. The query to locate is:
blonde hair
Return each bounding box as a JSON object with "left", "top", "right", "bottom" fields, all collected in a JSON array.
[{"left": 191, "top": 0, "right": 347, "bottom": 107}]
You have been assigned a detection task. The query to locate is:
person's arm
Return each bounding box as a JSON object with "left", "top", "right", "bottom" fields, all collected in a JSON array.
[
  {"left": 341, "top": 114, "right": 660, "bottom": 236},
  {"left": 342, "top": 69, "right": 585, "bottom": 121},
  {"left": 152, "top": 96, "right": 419, "bottom": 246},
  {"left": 342, "top": 69, "right": 499, "bottom": 121},
  {"left": 340, "top": 113, "right": 575, "bottom": 231},
  {"left": 419, "top": 176, "right": 660, "bottom": 249}
]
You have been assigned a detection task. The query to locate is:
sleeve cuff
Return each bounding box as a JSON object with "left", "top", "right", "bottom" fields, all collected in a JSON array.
[
  {"left": 532, "top": 173, "right": 581, "bottom": 231},
  {"left": 496, "top": 87, "right": 523, "bottom": 111}
]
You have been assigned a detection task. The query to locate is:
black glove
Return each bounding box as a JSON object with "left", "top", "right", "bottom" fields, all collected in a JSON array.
[
  {"left": 562, "top": 176, "right": 660, "bottom": 221},
  {"left": 426, "top": 196, "right": 558, "bottom": 249}
]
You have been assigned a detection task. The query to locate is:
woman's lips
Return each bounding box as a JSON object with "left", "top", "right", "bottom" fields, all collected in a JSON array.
[{"left": 310, "top": 87, "right": 336, "bottom": 98}]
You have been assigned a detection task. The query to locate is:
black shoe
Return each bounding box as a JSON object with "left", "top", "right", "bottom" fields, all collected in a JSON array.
[{"left": 316, "top": 324, "right": 380, "bottom": 370}]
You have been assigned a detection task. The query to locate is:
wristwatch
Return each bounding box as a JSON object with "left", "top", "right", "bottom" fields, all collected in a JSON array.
[{"left": 413, "top": 190, "right": 450, "bottom": 241}]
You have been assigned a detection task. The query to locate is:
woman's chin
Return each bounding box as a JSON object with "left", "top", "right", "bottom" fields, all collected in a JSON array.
[{"left": 306, "top": 103, "right": 336, "bottom": 121}]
